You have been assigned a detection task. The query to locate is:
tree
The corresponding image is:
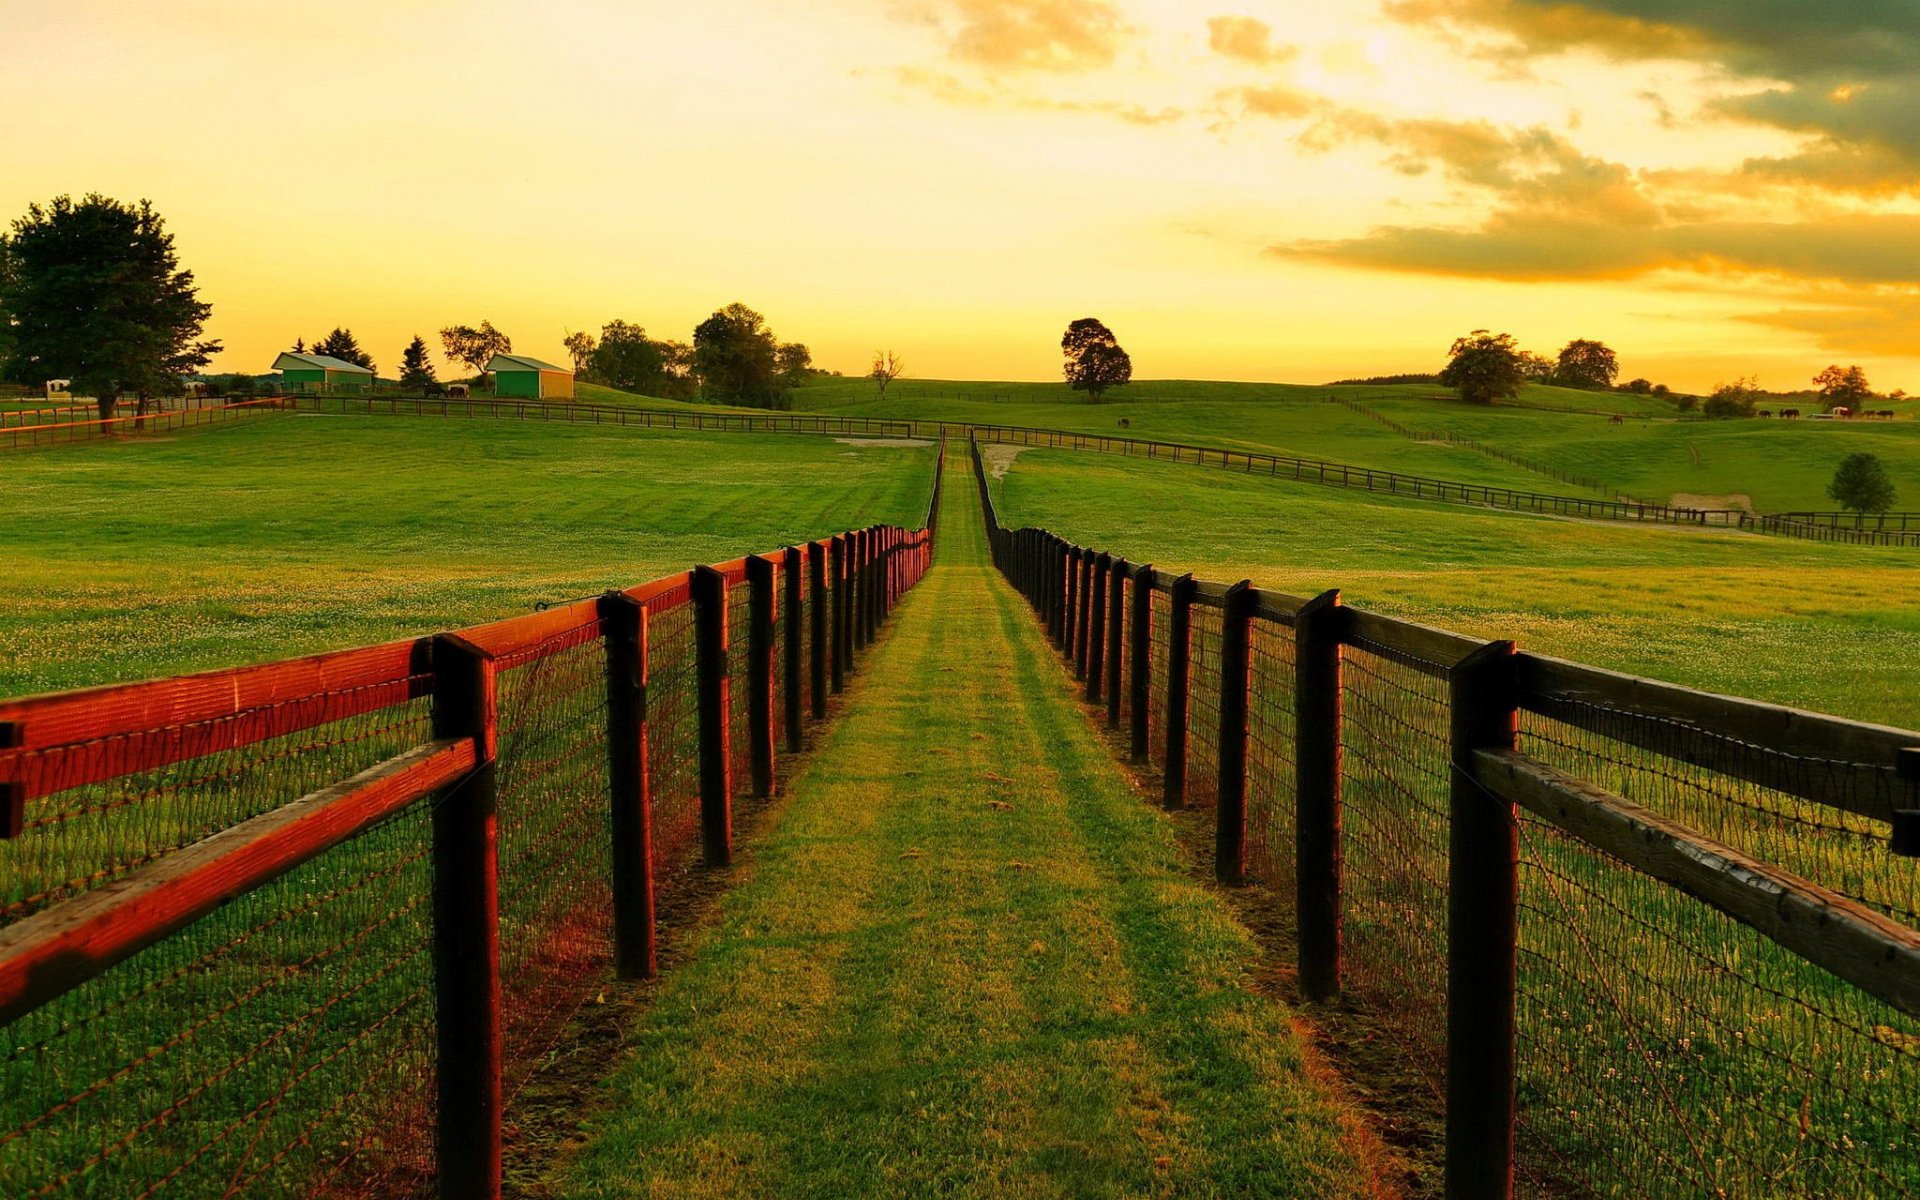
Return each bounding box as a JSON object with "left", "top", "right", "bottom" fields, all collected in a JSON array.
[
  {"left": 1554, "top": 339, "right": 1619, "bottom": 390},
  {"left": 871, "top": 350, "right": 905, "bottom": 399},
  {"left": 562, "top": 329, "right": 596, "bottom": 376},
  {"left": 1061, "top": 318, "right": 1132, "bottom": 400},
  {"left": 1814, "top": 364, "right": 1872, "bottom": 411},
  {"left": 309, "top": 327, "right": 375, "bottom": 374},
  {"left": 692, "top": 302, "right": 784, "bottom": 407},
  {"left": 1438, "top": 330, "right": 1525, "bottom": 405},
  {"left": 1517, "top": 351, "right": 1556, "bottom": 382},
  {"left": 0, "top": 194, "right": 220, "bottom": 420},
  {"left": 440, "top": 321, "right": 511, "bottom": 381},
  {"left": 587, "top": 320, "right": 673, "bottom": 394},
  {"left": 398, "top": 335, "right": 437, "bottom": 392},
  {"left": 1828, "top": 452, "right": 1896, "bottom": 513},
  {"left": 776, "top": 342, "right": 813, "bottom": 389},
  {"left": 1622, "top": 378, "right": 1653, "bottom": 395},
  {"left": 1702, "top": 376, "right": 1759, "bottom": 418}
]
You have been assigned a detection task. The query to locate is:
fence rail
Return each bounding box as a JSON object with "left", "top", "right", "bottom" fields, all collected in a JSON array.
[
  {"left": 970, "top": 435, "right": 1920, "bottom": 1200},
  {"left": 0, "top": 443, "right": 944, "bottom": 1198},
  {"left": 0, "top": 397, "right": 290, "bottom": 448}
]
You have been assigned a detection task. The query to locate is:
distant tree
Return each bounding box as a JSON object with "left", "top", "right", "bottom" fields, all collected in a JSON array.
[
  {"left": 588, "top": 320, "right": 674, "bottom": 394},
  {"left": 1622, "top": 377, "right": 1653, "bottom": 395},
  {"left": 310, "top": 327, "right": 375, "bottom": 374},
  {"left": 0, "top": 194, "right": 220, "bottom": 420},
  {"left": 1652, "top": 383, "right": 1672, "bottom": 397},
  {"left": 291, "top": 337, "right": 306, "bottom": 354},
  {"left": 562, "top": 329, "right": 596, "bottom": 376},
  {"left": 1554, "top": 339, "right": 1619, "bottom": 390},
  {"left": 440, "top": 321, "right": 512, "bottom": 381},
  {"left": 1702, "top": 376, "right": 1760, "bottom": 419},
  {"left": 776, "top": 342, "right": 813, "bottom": 388},
  {"left": 1517, "top": 351, "right": 1556, "bottom": 382},
  {"left": 1828, "top": 452, "right": 1896, "bottom": 513},
  {"left": 1439, "top": 330, "right": 1525, "bottom": 405},
  {"left": 871, "top": 350, "right": 905, "bottom": 399},
  {"left": 1814, "top": 364, "right": 1873, "bottom": 411},
  {"left": 398, "top": 335, "right": 437, "bottom": 392},
  {"left": 692, "top": 302, "right": 785, "bottom": 407},
  {"left": 1061, "top": 318, "right": 1132, "bottom": 400}
]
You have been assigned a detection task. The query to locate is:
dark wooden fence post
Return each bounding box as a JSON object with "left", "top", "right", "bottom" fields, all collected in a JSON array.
[
  {"left": 1106, "top": 557, "right": 1126, "bottom": 725},
  {"left": 1447, "top": 639, "right": 1519, "bottom": 1200},
  {"left": 746, "top": 555, "right": 777, "bottom": 798},
  {"left": 830, "top": 535, "right": 848, "bottom": 692},
  {"left": 1294, "top": 589, "right": 1343, "bottom": 1004},
  {"left": 1054, "top": 538, "right": 1070, "bottom": 648},
  {"left": 1216, "top": 581, "right": 1254, "bottom": 885},
  {"left": 600, "top": 594, "right": 657, "bottom": 982},
  {"left": 783, "top": 547, "right": 804, "bottom": 752},
  {"left": 1076, "top": 551, "right": 1095, "bottom": 679},
  {"left": 1129, "top": 564, "right": 1153, "bottom": 762},
  {"left": 848, "top": 531, "right": 865, "bottom": 654},
  {"left": 1086, "top": 552, "right": 1109, "bottom": 701},
  {"left": 692, "top": 565, "right": 733, "bottom": 868},
  {"left": 1163, "top": 574, "right": 1195, "bottom": 810},
  {"left": 1063, "top": 545, "right": 1079, "bottom": 658},
  {"left": 868, "top": 526, "right": 883, "bottom": 639},
  {"left": 430, "top": 634, "right": 502, "bottom": 1200}
]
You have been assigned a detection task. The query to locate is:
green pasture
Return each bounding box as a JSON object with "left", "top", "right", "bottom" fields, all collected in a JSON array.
[
  {"left": 0, "top": 415, "right": 936, "bottom": 696},
  {"left": 985, "top": 446, "right": 1920, "bottom": 726}
]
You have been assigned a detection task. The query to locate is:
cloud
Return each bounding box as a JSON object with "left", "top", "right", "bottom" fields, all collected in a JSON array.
[
  {"left": 1218, "top": 84, "right": 1314, "bottom": 120},
  {"left": 1206, "top": 16, "right": 1297, "bottom": 66},
  {"left": 894, "top": 67, "right": 1184, "bottom": 124},
  {"left": 897, "top": 0, "right": 1132, "bottom": 72},
  {"left": 1386, "top": 1, "right": 1920, "bottom": 190},
  {"left": 1740, "top": 296, "right": 1920, "bottom": 358}
]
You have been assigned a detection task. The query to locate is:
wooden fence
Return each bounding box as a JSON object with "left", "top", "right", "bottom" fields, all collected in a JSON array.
[
  {"left": 0, "top": 446, "right": 944, "bottom": 1198},
  {"left": 0, "top": 397, "right": 290, "bottom": 448},
  {"left": 970, "top": 436, "right": 1920, "bottom": 1200}
]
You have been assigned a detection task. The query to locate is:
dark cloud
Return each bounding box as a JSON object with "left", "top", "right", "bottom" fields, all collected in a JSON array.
[
  {"left": 1206, "top": 16, "right": 1298, "bottom": 66},
  {"left": 1386, "top": 1, "right": 1920, "bottom": 189},
  {"left": 898, "top": 0, "right": 1132, "bottom": 73}
]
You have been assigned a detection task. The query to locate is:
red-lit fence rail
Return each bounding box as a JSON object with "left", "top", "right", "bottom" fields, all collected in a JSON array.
[
  {"left": 970, "top": 436, "right": 1920, "bottom": 1200},
  {"left": 0, "top": 397, "right": 291, "bottom": 449},
  {"left": 0, "top": 446, "right": 942, "bottom": 1198}
]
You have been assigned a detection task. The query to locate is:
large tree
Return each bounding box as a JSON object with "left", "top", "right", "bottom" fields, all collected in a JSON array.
[
  {"left": 588, "top": 319, "right": 674, "bottom": 394},
  {"left": 0, "top": 194, "right": 220, "bottom": 419},
  {"left": 562, "top": 329, "right": 596, "bottom": 375},
  {"left": 1814, "top": 364, "right": 1873, "bottom": 411},
  {"left": 440, "top": 321, "right": 512, "bottom": 381},
  {"left": 776, "top": 342, "right": 813, "bottom": 389},
  {"left": 1061, "top": 317, "right": 1132, "bottom": 400},
  {"left": 309, "top": 327, "right": 374, "bottom": 374},
  {"left": 871, "top": 350, "right": 905, "bottom": 399},
  {"left": 1702, "top": 376, "right": 1759, "bottom": 418},
  {"left": 1439, "top": 330, "right": 1525, "bottom": 405},
  {"left": 1554, "top": 339, "right": 1619, "bottom": 390},
  {"left": 398, "top": 335, "right": 437, "bottom": 392},
  {"left": 692, "top": 302, "right": 784, "bottom": 407},
  {"left": 1829, "top": 452, "right": 1896, "bottom": 513}
]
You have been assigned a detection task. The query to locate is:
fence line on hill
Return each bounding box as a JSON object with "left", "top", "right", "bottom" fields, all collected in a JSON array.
[
  {"left": 0, "top": 397, "right": 290, "bottom": 448},
  {"left": 968, "top": 436, "right": 1920, "bottom": 1200},
  {"left": 0, "top": 443, "right": 945, "bottom": 1199}
]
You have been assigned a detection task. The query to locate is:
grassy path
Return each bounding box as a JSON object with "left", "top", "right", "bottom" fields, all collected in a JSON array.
[{"left": 560, "top": 454, "right": 1371, "bottom": 1199}]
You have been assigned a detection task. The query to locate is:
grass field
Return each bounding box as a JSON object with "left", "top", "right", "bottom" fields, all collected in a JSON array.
[
  {"left": 796, "top": 377, "right": 1920, "bottom": 514},
  {"left": 0, "top": 414, "right": 935, "bottom": 695},
  {"left": 985, "top": 446, "right": 1920, "bottom": 725}
]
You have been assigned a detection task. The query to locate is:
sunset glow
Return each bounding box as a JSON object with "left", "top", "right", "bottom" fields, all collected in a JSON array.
[{"left": 8, "top": 0, "right": 1920, "bottom": 391}]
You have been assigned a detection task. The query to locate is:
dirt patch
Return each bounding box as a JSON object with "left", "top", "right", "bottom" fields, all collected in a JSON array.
[
  {"left": 983, "top": 444, "right": 1028, "bottom": 479},
  {"left": 834, "top": 437, "right": 932, "bottom": 448},
  {"left": 1670, "top": 492, "right": 1754, "bottom": 512}
]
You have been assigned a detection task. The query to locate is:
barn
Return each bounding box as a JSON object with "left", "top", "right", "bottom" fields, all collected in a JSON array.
[
  {"left": 271, "top": 351, "right": 375, "bottom": 394},
  {"left": 485, "top": 353, "right": 575, "bottom": 400}
]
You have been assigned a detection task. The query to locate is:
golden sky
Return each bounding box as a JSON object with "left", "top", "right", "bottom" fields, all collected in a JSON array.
[{"left": 8, "top": 0, "right": 1920, "bottom": 392}]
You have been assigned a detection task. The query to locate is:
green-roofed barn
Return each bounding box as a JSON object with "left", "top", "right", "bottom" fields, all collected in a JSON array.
[
  {"left": 485, "top": 353, "right": 575, "bottom": 400},
  {"left": 271, "top": 351, "right": 375, "bottom": 395}
]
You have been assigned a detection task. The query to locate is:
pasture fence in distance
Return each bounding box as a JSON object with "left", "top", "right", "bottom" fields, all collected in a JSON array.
[
  {"left": 969, "top": 435, "right": 1920, "bottom": 1200},
  {"left": 0, "top": 444, "right": 944, "bottom": 1199}
]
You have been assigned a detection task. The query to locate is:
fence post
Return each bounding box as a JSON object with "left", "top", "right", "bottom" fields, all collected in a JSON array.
[
  {"left": 430, "top": 634, "right": 502, "bottom": 1200},
  {"left": 1447, "top": 640, "right": 1519, "bottom": 1200},
  {"left": 1163, "top": 574, "right": 1195, "bottom": 810},
  {"left": 1294, "top": 589, "right": 1343, "bottom": 1003},
  {"left": 692, "top": 565, "right": 733, "bottom": 868},
  {"left": 746, "top": 554, "right": 777, "bottom": 798},
  {"left": 867, "top": 526, "right": 883, "bottom": 640},
  {"left": 1076, "top": 551, "right": 1095, "bottom": 679},
  {"left": 1054, "top": 538, "right": 1070, "bottom": 647},
  {"left": 599, "top": 593, "right": 656, "bottom": 981},
  {"left": 1216, "top": 581, "right": 1254, "bottom": 885},
  {"left": 1086, "top": 552, "right": 1109, "bottom": 702},
  {"left": 1106, "top": 557, "right": 1126, "bottom": 725},
  {"left": 1063, "top": 545, "right": 1079, "bottom": 658},
  {"left": 830, "top": 535, "right": 848, "bottom": 692},
  {"left": 1129, "top": 564, "right": 1153, "bottom": 761},
  {"left": 784, "top": 547, "right": 805, "bottom": 751}
]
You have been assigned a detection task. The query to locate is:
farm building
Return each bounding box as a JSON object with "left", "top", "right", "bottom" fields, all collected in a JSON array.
[
  {"left": 485, "top": 353, "right": 575, "bottom": 400},
  {"left": 271, "top": 352, "right": 375, "bottom": 394}
]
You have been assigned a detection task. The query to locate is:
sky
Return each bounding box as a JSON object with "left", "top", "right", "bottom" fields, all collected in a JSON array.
[{"left": 6, "top": 0, "right": 1920, "bottom": 392}]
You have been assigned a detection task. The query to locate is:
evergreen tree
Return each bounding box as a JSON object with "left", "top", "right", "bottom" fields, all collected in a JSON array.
[
  {"left": 398, "top": 335, "right": 437, "bottom": 392},
  {"left": 310, "top": 327, "right": 375, "bottom": 374}
]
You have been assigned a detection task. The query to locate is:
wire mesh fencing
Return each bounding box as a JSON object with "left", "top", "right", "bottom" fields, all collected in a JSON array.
[{"left": 0, "top": 495, "right": 938, "bottom": 1200}]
